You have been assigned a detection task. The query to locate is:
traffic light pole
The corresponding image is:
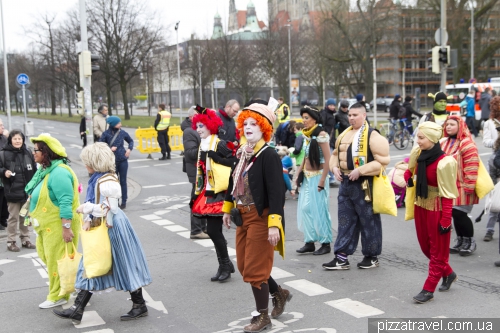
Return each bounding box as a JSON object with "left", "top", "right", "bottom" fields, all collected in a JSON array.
[
  {"left": 440, "top": 0, "right": 447, "bottom": 91},
  {"left": 79, "top": 0, "right": 93, "bottom": 140}
]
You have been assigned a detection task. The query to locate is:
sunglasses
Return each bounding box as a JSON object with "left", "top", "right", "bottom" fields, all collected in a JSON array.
[{"left": 33, "top": 149, "right": 42, "bottom": 153}]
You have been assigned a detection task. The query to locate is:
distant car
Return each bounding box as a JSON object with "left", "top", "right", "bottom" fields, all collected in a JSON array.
[
  {"left": 369, "top": 97, "right": 393, "bottom": 113},
  {"left": 300, "top": 99, "right": 319, "bottom": 106},
  {"left": 338, "top": 98, "right": 371, "bottom": 111}
]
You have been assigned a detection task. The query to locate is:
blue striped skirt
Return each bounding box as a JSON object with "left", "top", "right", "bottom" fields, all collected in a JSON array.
[{"left": 75, "top": 209, "right": 152, "bottom": 292}]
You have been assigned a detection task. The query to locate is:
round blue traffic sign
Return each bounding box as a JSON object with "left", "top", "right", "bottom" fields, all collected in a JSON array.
[{"left": 16, "top": 73, "right": 30, "bottom": 85}]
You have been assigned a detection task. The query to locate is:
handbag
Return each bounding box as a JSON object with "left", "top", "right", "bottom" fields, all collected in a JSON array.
[
  {"left": 230, "top": 208, "right": 243, "bottom": 227},
  {"left": 57, "top": 242, "right": 82, "bottom": 296},
  {"left": 210, "top": 159, "right": 231, "bottom": 194},
  {"left": 372, "top": 168, "right": 397, "bottom": 216},
  {"left": 80, "top": 216, "right": 112, "bottom": 278},
  {"left": 475, "top": 159, "right": 495, "bottom": 199},
  {"left": 486, "top": 182, "right": 500, "bottom": 213},
  {"left": 405, "top": 180, "right": 416, "bottom": 221}
]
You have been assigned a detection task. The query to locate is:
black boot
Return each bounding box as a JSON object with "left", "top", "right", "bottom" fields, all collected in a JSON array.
[
  {"left": 211, "top": 247, "right": 222, "bottom": 282},
  {"left": 218, "top": 257, "right": 234, "bottom": 282},
  {"left": 52, "top": 290, "right": 92, "bottom": 325},
  {"left": 159, "top": 153, "right": 167, "bottom": 160},
  {"left": 313, "top": 243, "right": 331, "bottom": 255},
  {"left": 166, "top": 152, "right": 171, "bottom": 160},
  {"left": 296, "top": 242, "right": 315, "bottom": 254},
  {"left": 121, "top": 288, "right": 148, "bottom": 321}
]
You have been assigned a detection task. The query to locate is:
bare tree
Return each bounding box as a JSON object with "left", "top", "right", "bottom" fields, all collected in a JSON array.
[{"left": 87, "top": 0, "right": 164, "bottom": 120}]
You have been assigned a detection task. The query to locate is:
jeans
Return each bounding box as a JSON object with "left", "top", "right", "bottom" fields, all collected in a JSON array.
[
  {"left": 388, "top": 118, "right": 397, "bottom": 143},
  {"left": 190, "top": 183, "right": 206, "bottom": 235},
  {"left": 116, "top": 159, "right": 128, "bottom": 204}
]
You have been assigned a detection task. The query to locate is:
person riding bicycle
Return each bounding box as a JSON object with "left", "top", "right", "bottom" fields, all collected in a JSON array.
[
  {"left": 402, "top": 96, "right": 423, "bottom": 135},
  {"left": 388, "top": 95, "right": 404, "bottom": 144}
]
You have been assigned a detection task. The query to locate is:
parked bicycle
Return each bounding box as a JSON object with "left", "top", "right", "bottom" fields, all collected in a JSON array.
[{"left": 379, "top": 117, "right": 419, "bottom": 150}]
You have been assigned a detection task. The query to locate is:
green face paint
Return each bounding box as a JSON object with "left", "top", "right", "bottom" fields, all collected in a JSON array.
[{"left": 434, "top": 100, "right": 447, "bottom": 112}]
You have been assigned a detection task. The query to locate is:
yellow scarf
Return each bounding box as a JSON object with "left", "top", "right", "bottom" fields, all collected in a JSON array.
[
  {"left": 302, "top": 124, "right": 318, "bottom": 138},
  {"left": 336, "top": 121, "right": 369, "bottom": 168}
]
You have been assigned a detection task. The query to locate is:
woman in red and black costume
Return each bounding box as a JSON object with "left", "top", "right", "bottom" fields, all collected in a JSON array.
[
  {"left": 191, "top": 105, "right": 238, "bottom": 282},
  {"left": 405, "top": 121, "right": 459, "bottom": 304}
]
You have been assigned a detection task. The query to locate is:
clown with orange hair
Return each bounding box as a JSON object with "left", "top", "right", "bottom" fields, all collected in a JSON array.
[
  {"left": 191, "top": 105, "right": 238, "bottom": 283},
  {"left": 222, "top": 100, "right": 287, "bottom": 333}
]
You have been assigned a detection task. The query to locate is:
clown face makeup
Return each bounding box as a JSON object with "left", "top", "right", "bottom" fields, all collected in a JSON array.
[
  {"left": 196, "top": 122, "right": 210, "bottom": 139},
  {"left": 243, "top": 117, "right": 263, "bottom": 144}
]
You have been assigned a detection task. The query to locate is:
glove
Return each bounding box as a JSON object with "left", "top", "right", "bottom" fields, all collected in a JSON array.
[
  {"left": 404, "top": 169, "right": 412, "bottom": 183},
  {"left": 439, "top": 221, "right": 452, "bottom": 235}
]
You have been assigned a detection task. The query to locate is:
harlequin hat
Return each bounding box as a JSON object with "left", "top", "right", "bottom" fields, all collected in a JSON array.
[{"left": 30, "top": 133, "right": 67, "bottom": 157}]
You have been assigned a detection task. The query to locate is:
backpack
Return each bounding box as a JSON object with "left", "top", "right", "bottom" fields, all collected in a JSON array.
[{"left": 398, "top": 105, "right": 406, "bottom": 119}]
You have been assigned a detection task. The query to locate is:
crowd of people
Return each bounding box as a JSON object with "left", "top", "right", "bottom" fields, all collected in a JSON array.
[{"left": 2, "top": 89, "right": 500, "bottom": 332}]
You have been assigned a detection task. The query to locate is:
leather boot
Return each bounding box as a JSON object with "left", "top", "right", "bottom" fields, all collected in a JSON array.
[
  {"left": 211, "top": 256, "right": 222, "bottom": 282},
  {"left": 159, "top": 153, "right": 167, "bottom": 160},
  {"left": 296, "top": 242, "right": 315, "bottom": 254},
  {"left": 120, "top": 289, "right": 148, "bottom": 321},
  {"left": 218, "top": 258, "right": 234, "bottom": 282},
  {"left": 52, "top": 290, "right": 92, "bottom": 325},
  {"left": 166, "top": 153, "right": 171, "bottom": 160},
  {"left": 271, "top": 286, "right": 293, "bottom": 319},
  {"left": 243, "top": 308, "right": 272, "bottom": 333},
  {"left": 313, "top": 243, "right": 331, "bottom": 255},
  {"left": 459, "top": 237, "right": 476, "bottom": 256}
]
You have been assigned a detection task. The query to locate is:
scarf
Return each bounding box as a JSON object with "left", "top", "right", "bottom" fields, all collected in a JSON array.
[
  {"left": 195, "top": 134, "right": 218, "bottom": 195},
  {"left": 351, "top": 121, "right": 369, "bottom": 168},
  {"left": 416, "top": 143, "right": 444, "bottom": 198},
  {"left": 85, "top": 172, "right": 107, "bottom": 204},
  {"left": 25, "top": 159, "right": 65, "bottom": 195},
  {"left": 231, "top": 139, "right": 267, "bottom": 198},
  {"left": 302, "top": 124, "right": 318, "bottom": 138}
]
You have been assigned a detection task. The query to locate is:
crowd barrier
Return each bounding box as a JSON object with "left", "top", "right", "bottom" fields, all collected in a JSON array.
[{"left": 135, "top": 125, "right": 184, "bottom": 158}]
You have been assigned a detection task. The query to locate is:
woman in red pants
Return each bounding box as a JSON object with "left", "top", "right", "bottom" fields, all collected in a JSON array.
[{"left": 405, "top": 121, "right": 458, "bottom": 303}]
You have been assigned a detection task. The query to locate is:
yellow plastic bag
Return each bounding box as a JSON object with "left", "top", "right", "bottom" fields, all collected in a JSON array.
[
  {"left": 372, "top": 168, "right": 397, "bottom": 216},
  {"left": 210, "top": 160, "right": 231, "bottom": 194},
  {"left": 475, "top": 159, "right": 494, "bottom": 199},
  {"left": 81, "top": 217, "right": 112, "bottom": 278},
  {"left": 57, "top": 242, "right": 82, "bottom": 296},
  {"left": 405, "top": 183, "right": 416, "bottom": 221}
]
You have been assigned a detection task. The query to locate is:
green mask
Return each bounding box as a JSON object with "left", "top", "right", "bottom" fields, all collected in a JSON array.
[{"left": 434, "top": 100, "right": 447, "bottom": 112}]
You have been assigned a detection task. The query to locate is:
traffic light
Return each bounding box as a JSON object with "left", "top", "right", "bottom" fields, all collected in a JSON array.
[
  {"left": 439, "top": 46, "right": 450, "bottom": 66},
  {"left": 91, "top": 54, "right": 100, "bottom": 73},
  {"left": 77, "top": 91, "right": 84, "bottom": 113},
  {"left": 428, "top": 46, "right": 440, "bottom": 74}
]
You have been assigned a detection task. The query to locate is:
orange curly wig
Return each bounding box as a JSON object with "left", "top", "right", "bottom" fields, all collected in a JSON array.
[{"left": 236, "top": 110, "right": 274, "bottom": 142}]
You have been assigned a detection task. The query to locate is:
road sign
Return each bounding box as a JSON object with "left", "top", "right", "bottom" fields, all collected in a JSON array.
[
  {"left": 16, "top": 89, "right": 33, "bottom": 102},
  {"left": 434, "top": 28, "right": 448, "bottom": 45},
  {"left": 16, "top": 73, "right": 30, "bottom": 86},
  {"left": 213, "top": 80, "right": 225, "bottom": 89}
]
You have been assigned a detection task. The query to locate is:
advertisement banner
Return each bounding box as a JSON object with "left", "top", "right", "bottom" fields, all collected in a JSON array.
[{"left": 291, "top": 78, "right": 300, "bottom": 106}]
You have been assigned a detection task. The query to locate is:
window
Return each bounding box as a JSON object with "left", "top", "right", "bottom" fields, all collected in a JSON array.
[
  {"left": 490, "top": 20, "right": 496, "bottom": 29},
  {"left": 405, "top": 86, "right": 412, "bottom": 94},
  {"left": 406, "top": 61, "right": 412, "bottom": 69},
  {"left": 419, "top": 60, "right": 426, "bottom": 69},
  {"left": 404, "top": 17, "right": 411, "bottom": 28},
  {"left": 418, "top": 17, "right": 425, "bottom": 29},
  {"left": 491, "top": 59, "right": 496, "bottom": 68}
]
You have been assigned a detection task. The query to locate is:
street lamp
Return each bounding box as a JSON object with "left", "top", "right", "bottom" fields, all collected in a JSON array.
[
  {"left": 371, "top": 54, "right": 377, "bottom": 126},
  {"left": 175, "top": 21, "right": 182, "bottom": 122},
  {"left": 195, "top": 45, "right": 202, "bottom": 104},
  {"left": 0, "top": 0, "right": 11, "bottom": 130},
  {"left": 285, "top": 21, "right": 292, "bottom": 113},
  {"left": 469, "top": 0, "right": 475, "bottom": 80}
]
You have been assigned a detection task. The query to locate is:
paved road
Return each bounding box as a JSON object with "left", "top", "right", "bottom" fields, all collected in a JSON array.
[{"left": 0, "top": 114, "right": 499, "bottom": 333}]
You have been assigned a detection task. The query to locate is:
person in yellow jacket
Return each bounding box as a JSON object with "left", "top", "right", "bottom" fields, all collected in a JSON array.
[
  {"left": 154, "top": 103, "right": 171, "bottom": 160},
  {"left": 277, "top": 97, "right": 290, "bottom": 123},
  {"left": 25, "top": 134, "right": 81, "bottom": 309}
]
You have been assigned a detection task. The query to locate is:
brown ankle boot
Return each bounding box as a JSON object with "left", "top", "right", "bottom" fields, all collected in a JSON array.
[
  {"left": 271, "top": 286, "right": 293, "bottom": 318},
  {"left": 7, "top": 242, "right": 20, "bottom": 252},
  {"left": 243, "top": 308, "right": 271, "bottom": 333}
]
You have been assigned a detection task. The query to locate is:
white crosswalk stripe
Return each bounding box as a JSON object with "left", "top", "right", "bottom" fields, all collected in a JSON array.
[
  {"left": 284, "top": 279, "right": 333, "bottom": 296},
  {"left": 325, "top": 298, "right": 384, "bottom": 318}
]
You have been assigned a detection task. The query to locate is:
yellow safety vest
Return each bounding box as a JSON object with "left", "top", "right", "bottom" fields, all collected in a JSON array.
[
  {"left": 277, "top": 103, "right": 290, "bottom": 123},
  {"left": 156, "top": 110, "right": 171, "bottom": 130}
]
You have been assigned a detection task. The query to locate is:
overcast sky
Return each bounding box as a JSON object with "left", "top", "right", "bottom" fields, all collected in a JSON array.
[{"left": 0, "top": 0, "right": 269, "bottom": 53}]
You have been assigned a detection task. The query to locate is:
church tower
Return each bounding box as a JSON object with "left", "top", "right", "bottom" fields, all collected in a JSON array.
[
  {"left": 211, "top": 12, "right": 224, "bottom": 39},
  {"left": 228, "top": 0, "right": 238, "bottom": 33}
]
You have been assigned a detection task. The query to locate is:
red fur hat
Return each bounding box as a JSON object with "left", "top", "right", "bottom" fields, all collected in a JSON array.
[{"left": 191, "top": 105, "right": 223, "bottom": 134}]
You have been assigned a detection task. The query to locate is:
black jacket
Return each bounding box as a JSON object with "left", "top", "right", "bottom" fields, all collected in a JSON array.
[
  {"left": 217, "top": 110, "right": 237, "bottom": 143},
  {"left": 494, "top": 148, "right": 500, "bottom": 171},
  {"left": 225, "top": 145, "right": 286, "bottom": 219},
  {"left": 389, "top": 99, "right": 402, "bottom": 119},
  {"left": 275, "top": 122, "right": 296, "bottom": 148},
  {"left": 335, "top": 110, "right": 350, "bottom": 135},
  {"left": 182, "top": 127, "right": 200, "bottom": 183},
  {"left": 181, "top": 117, "right": 192, "bottom": 131},
  {"left": 0, "top": 144, "right": 36, "bottom": 202},
  {"left": 320, "top": 108, "right": 336, "bottom": 148},
  {"left": 403, "top": 101, "right": 423, "bottom": 120}
]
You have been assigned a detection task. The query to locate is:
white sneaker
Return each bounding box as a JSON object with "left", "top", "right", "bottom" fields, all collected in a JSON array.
[{"left": 39, "top": 299, "right": 67, "bottom": 309}]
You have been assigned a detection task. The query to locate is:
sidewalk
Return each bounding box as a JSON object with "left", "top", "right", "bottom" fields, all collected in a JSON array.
[{"left": 0, "top": 158, "right": 141, "bottom": 240}]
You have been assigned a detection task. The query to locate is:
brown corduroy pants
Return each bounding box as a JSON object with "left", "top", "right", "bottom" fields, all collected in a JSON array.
[{"left": 236, "top": 205, "right": 274, "bottom": 288}]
